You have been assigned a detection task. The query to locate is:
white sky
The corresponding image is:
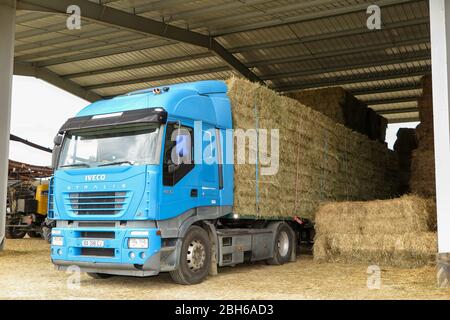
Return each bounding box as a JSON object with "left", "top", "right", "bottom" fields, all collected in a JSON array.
[
  {"left": 9, "top": 76, "right": 87, "bottom": 166},
  {"left": 8, "top": 75, "right": 417, "bottom": 166}
]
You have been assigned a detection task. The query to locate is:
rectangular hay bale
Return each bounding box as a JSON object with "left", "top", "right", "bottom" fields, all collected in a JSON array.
[
  {"left": 289, "top": 87, "right": 387, "bottom": 143},
  {"left": 314, "top": 195, "right": 437, "bottom": 235},
  {"left": 227, "top": 78, "right": 399, "bottom": 220},
  {"left": 313, "top": 232, "right": 437, "bottom": 268},
  {"left": 313, "top": 195, "right": 437, "bottom": 268},
  {"left": 410, "top": 75, "right": 436, "bottom": 197}
]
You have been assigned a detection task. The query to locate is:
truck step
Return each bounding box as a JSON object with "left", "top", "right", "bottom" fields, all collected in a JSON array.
[{"left": 217, "top": 228, "right": 272, "bottom": 236}]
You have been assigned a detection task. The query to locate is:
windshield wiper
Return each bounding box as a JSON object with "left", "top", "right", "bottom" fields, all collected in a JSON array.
[
  {"left": 60, "top": 163, "right": 90, "bottom": 168},
  {"left": 98, "top": 160, "right": 133, "bottom": 167}
]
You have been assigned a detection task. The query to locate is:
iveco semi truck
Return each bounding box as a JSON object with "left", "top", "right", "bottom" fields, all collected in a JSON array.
[{"left": 49, "top": 80, "right": 308, "bottom": 284}]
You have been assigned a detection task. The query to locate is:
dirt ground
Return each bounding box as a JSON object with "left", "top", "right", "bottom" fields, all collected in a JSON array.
[{"left": 0, "top": 239, "right": 449, "bottom": 300}]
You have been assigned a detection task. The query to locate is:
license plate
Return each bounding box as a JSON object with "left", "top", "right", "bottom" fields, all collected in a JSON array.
[{"left": 82, "top": 240, "right": 105, "bottom": 247}]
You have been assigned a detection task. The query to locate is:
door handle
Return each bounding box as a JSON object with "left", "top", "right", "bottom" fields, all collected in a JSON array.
[{"left": 190, "top": 189, "right": 198, "bottom": 197}]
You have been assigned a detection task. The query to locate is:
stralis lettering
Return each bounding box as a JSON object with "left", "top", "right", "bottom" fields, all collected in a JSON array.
[{"left": 84, "top": 174, "right": 106, "bottom": 181}]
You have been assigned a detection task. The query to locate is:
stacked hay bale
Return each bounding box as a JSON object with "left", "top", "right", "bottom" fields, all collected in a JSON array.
[
  {"left": 227, "top": 78, "right": 398, "bottom": 220},
  {"left": 288, "top": 88, "right": 349, "bottom": 124},
  {"left": 289, "top": 87, "right": 387, "bottom": 143},
  {"left": 410, "top": 75, "right": 436, "bottom": 197},
  {"left": 366, "top": 108, "right": 388, "bottom": 143},
  {"left": 314, "top": 195, "right": 437, "bottom": 267},
  {"left": 393, "top": 128, "right": 418, "bottom": 194}
]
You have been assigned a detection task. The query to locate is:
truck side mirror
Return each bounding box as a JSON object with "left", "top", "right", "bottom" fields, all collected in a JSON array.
[{"left": 54, "top": 134, "right": 63, "bottom": 146}]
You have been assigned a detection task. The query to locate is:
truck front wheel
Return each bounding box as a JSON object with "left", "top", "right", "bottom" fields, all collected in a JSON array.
[
  {"left": 266, "top": 223, "right": 294, "bottom": 265},
  {"left": 170, "top": 226, "right": 211, "bottom": 285}
]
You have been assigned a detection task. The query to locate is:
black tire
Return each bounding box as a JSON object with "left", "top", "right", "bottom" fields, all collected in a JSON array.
[
  {"left": 41, "top": 219, "right": 55, "bottom": 243},
  {"left": 5, "top": 227, "right": 27, "bottom": 239},
  {"left": 87, "top": 273, "right": 113, "bottom": 279},
  {"left": 266, "top": 223, "right": 294, "bottom": 265},
  {"left": 41, "top": 226, "right": 52, "bottom": 243},
  {"left": 170, "top": 226, "right": 211, "bottom": 285}
]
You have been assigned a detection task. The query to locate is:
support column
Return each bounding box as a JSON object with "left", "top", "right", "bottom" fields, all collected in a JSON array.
[
  {"left": 0, "top": 0, "right": 15, "bottom": 251},
  {"left": 430, "top": 0, "right": 450, "bottom": 288}
]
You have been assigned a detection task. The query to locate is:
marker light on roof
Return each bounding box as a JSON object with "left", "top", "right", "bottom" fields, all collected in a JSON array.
[{"left": 153, "top": 88, "right": 161, "bottom": 95}]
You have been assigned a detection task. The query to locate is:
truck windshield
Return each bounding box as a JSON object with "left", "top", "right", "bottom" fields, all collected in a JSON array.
[{"left": 58, "top": 124, "right": 161, "bottom": 169}]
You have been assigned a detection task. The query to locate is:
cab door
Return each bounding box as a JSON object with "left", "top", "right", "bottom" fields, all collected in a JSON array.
[
  {"left": 199, "top": 125, "right": 220, "bottom": 206},
  {"left": 160, "top": 121, "right": 199, "bottom": 219}
]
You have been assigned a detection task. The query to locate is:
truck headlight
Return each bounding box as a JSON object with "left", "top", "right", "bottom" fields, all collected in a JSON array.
[
  {"left": 128, "top": 238, "right": 148, "bottom": 249},
  {"left": 52, "top": 236, "right": 64, "bottom": 246}
]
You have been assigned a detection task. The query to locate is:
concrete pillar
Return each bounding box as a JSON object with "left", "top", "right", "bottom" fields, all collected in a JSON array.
[
  {"left": 0, "top": 0, "right": 15, "bottom": 251},
  {"left": 430, "top": 0, "right": 450, "bottom": 288}
]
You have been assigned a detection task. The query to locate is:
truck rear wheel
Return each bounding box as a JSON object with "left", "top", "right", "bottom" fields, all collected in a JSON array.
[
  {"left": 170, "top": 226, "right": 211, "bottom": 285},
  {"left": 266, "top": 223, "right": 294, "bottom": 265}
]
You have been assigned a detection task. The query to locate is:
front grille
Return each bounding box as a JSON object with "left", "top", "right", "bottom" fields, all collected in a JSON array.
[
  {"left": 78, "top": 221, "right": 116, "bottom": 228},
  {"left": 80, "top": 231, "right": 115, "bottom": 239},
  {"left": 80, "top": 248, "right": 115, "bottom": 257},
  {"left": 67, "top": 191, "right": 128, "bottom": 215}
]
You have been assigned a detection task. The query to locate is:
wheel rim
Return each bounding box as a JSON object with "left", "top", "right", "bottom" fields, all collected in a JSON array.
[
  {"left": 277, "top": 231, "right": 290, "bottom": 257},
  {"left": 187, "top": 239, "right": 206, "bottom": 272}
]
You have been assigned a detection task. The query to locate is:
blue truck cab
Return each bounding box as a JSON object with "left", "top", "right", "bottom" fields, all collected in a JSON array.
[{"left": 50, "top": 80, "right": 300, "bottom": 284}]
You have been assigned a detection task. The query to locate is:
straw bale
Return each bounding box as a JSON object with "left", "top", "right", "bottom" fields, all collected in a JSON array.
[
  {"left": 410, "top": 75, "right": 436, "bottom": 197},
  {"left": 289, "top": 87, "right": 387, "bottom": 142},
  {"left": 411, "top": 149, "right": 436, "bottom": 197},
  {"left": 288, "top": 87, "right": 347, "bottom": 125},
  {"left": 394, "top": 128, "right": 417, "bottom": 153},
  {"left": 418, "top": 74, "right": 433, "bottom": 126},
  {"left": 313, "top": 232, "right": 437, "bottom": 268},
  {"left": 227, "top": 77, "right": 398, "bottom": 219},
  {"left": 314, "top": 195, "right": 437, "bottom": 235},
  {"left": 313, "top": 195, "right": 437, "bottom": 268},
  {"left": 394, "top": 128, "right": 418, "bottom": 194}
]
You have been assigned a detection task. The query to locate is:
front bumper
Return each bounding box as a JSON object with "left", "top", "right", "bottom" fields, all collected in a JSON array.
[
  {"left": 51, "top": 226, "right": 162, "bottom": 277},
  {"left": 54, "top": 253, "right": 160, "bottom": 277}
]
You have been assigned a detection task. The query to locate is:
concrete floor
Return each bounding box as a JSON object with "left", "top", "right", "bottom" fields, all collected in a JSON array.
[{"left": 0, "top": 238, "right": 449, "bottom": 300}]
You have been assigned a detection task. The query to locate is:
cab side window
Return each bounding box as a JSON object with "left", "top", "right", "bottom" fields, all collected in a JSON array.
[{"left": 163, "top": 123, "right": 194, "bottom": 186}]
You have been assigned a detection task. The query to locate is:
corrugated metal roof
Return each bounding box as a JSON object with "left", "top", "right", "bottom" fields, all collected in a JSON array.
[{"left": 14, "top": 0, "right": 431, "bottom": 122}]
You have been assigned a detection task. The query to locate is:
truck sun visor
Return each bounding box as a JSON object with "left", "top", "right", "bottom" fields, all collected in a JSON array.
[{"left": 58, "top": 108, "right": 167, "bottom": 133}]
